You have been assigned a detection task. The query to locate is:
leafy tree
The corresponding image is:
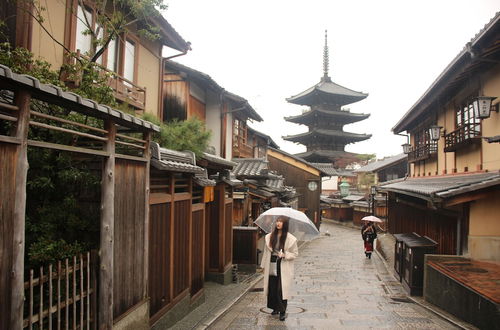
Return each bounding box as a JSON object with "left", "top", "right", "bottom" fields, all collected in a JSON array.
[{"left": 142, "top": 112, "right": 212, "bottom": 159}]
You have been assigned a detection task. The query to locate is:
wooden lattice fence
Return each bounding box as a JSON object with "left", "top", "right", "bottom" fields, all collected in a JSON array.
[{"left": 23, "top": 252, "right": 97, "bottom": 330}]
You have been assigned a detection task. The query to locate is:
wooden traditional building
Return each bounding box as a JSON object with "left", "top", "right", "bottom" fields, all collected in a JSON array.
[
  {"left": 0, "top": 64, "right": 158, "bottom": 330},
  {"left": 353, "top": 153, "right": 408, "bottom": 191},
  {"left": 266, "top": 147, "right": 325, "bottom": 227},
  {"left": 1, "top": 0, "right": 191, "bottom": 116},
  {"left": 381, "top": 13, "right": 500, "bottom": 328},
  {"left": 163, "top": 61, "right": 263, "bottom": 159},
  {"left": 283, "top": 31, "right": 371, "bottom": 165}
]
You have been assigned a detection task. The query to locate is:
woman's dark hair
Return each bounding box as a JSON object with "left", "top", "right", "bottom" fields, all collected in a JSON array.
[{"left": 269, "top": 216, "right": 289, "bottom": 250}]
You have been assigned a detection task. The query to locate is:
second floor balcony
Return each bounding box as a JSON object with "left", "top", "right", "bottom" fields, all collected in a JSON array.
[
  {"left": 65, "top": 54, "right": 146, "bottom": 110},
  {"left": 232, "top": 137, "right": 253, "bottom": 158},
  {"left": 408, "top": 143, "right": 437, "bottom": 163},
  {"left": 444, "top": 123, "right": 481, "bottom": 152}
]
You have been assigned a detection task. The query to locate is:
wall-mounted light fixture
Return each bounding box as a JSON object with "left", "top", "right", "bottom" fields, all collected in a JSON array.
[
  {"left": 472, "top": 96, "right": 497, "bottom": 119},
  {"left": 402, "top": 143, "right": 412, "bottom": 154},
  {"left": 429, "top": 125, "right": 443, "bottom": 141}
]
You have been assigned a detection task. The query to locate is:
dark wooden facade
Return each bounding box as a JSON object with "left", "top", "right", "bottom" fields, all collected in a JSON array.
[
  {"left": 205, "top": 183, "right": 233, "bottom": 279},
  {"left": 267, "top": 150, "right": 322, "bottom": 227},
  {"left": 148, "top": 170, "right": 208, "bottom": 323},
  {"left": 387, "top": 194, "right": 460, "bottom": 255}
]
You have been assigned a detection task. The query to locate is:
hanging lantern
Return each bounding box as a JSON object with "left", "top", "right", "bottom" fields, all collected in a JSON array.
[
  {"left": 429, "top": 125, "right": 442, "bottom": 141},
  {"left": 472, "top": 96, "right": 496, "bottom": 119},
  {"left": 402, "top": 143, "right": 412, "bottom": 154},
  {"left": 339, "top": 179, "right": 350, "bottom": 197}
]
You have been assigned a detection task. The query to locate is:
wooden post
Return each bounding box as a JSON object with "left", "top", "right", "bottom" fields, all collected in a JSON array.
[
  {"left": 99, "top": 120, "right": 115, "bottom": 329},
  {"left": 10, "top": 90, "right": 31, "bottom": 329},
  {"left": 143, "top": 131, "right": 151, "bottom": 299}
]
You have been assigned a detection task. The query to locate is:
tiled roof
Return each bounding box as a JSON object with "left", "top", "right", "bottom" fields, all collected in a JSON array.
[
  {"left": 166, "top": 61, "right": 223, "bottom": 92},
  {"left": 287, "top": 79, "right": 368, "bottom": 106},
  {"left": 194, "top": 168, "right": 216, "bottom": 187},
  {"left": 294, "top": 150, "right": 358, "bottom": 162},
  {"left": 343, "top": 194, "right": 366, "bottom": 202},
  {"left": 0, "top": 64, "right": 159, "bottom": 132},
  {"left": 248, "top": 126, "right": 279, "bottom": 149},
  {"left": 310, "top": 163, "right": 339, "bottom": 176},
  {"left": 354, "top": 154, "right": 407, "bottom": 173},
  {"left": 283, "top": 128, "right": 371, "bottom": 142},
  {"left": 232, "top": 158, "right": 268, "bottom": 176},
  {"left": 201, "top": 152, "right": 237, "bottom": 168},
  {"left": 379, "top": 171, "right": 500, "bottom": 201},
  {"left": 285, "top": 108, "right": 369, "bottom": 124},
  {"left": 150, "top": 142, "right": 204, "bottom": 174},
  {"left": 224, "top": 91, "right": 263, "bottom": 122}
]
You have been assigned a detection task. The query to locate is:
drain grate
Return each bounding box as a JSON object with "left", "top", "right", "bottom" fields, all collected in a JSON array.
[{"left": 249, "top": 287, "right": 264, "bottom": 292}]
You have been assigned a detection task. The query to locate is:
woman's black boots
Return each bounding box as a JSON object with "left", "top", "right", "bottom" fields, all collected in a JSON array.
[
  {"left": 279, "top": 312, "right": 286, "bottom": 321},
  {"left": 271, "top": 310, "right": 278, "bottom": 315}
]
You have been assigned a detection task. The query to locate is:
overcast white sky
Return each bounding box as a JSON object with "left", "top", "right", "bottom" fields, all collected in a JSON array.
[{"left": 162, "top": 0, "right": 499, "bottom": 159}]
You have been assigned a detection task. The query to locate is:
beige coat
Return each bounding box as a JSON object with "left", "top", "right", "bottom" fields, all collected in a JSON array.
[{"left": 260, "top": 233, "right": 299, "bottom": 300}]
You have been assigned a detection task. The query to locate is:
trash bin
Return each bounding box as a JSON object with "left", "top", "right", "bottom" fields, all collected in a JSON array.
[
  {"left": 393, "top": 233, "right": 416, "bottom": 282},
  {"left": 401, "top": 234, "right": 437, "bottom": 296}
]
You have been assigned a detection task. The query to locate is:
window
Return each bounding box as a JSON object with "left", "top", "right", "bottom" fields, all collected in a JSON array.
[
  {"left": 123, "top": 39, "right": 136, "bottom": 83},
  {"left": 456, "top": 100, "right": 481, "bottom": 134},
  {"left": 106, "top": 37, "right": 118, "bottom": 72},
  {"left": 75, "top": 5, "right": 92, "bottom": 56}
]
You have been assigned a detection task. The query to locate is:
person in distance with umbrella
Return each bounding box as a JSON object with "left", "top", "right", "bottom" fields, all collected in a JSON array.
[{"left": 260, "top": 216, "right": 299, "bottom": 321}]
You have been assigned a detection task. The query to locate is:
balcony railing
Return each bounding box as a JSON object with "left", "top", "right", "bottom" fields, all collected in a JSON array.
[
  {"left": 108, "top": 75, "right": 146, "bottom": 110},
  {"left": 232, "top": 137, "right": 253, "bottom": 158},
  {"left": 444, "top": 123, "right": 481, "bottom": 152},
  {"left": 65, "top": 53, "right": 146, "bottom": 110},
  {"left": 408, "top": 143, "right": 437, "bottom": 163}
]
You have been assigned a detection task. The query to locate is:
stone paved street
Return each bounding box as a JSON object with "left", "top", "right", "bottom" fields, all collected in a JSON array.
[{"left": 208, "top": 222, "right": 459, "bottom": 329}]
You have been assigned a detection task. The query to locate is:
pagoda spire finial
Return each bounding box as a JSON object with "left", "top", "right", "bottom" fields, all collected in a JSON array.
[{"left": 322, "top": 30, "right": 331, "bottom": 82}]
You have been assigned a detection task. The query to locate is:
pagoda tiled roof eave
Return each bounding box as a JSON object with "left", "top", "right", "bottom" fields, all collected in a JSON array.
[
  {"left": 286, "top": 80, "right": 368, "bottom": 106},
  {"left": 284, "top": 109, "right": 370, "bottom": 124},
  {"left": 282, "top": 129, "right": 372, "bottom": 142}
]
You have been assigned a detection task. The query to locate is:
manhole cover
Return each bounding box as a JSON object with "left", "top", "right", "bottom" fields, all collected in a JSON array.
[
  {"left": 260, "top": 306, "right": 305, "bottom": 314},
  {"left": 249, "top": 287, "right": 264, "bottom": 292}
]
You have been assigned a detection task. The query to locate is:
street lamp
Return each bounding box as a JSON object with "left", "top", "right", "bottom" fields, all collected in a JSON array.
[
  {"left": 472, "top": 96, "right": 496, "bottom": 119},
  {"left": 429, "top": 125, "right": 442, "bottom": 141},
  {"left": 402, "top": 143, "right": 412, "bottom": 154},
  {"left": 339, "top": 179, "right": 350, "bottom": 197}
]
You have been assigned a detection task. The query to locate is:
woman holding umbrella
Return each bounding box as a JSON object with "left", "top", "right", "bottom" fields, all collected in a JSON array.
[
  {"left": 361, "top": 216, "right": 380, "bottom": 259},
  {"left": 260, "top": 216, "right": 299, "bottom": 321}
]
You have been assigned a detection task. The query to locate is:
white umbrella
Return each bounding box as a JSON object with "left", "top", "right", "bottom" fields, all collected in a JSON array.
[
  {"left": 361, "top": 215, "right": 382, "bottom": 223},
  {"left": 254, "top": 207, "right": 320, "bottom": 241}
]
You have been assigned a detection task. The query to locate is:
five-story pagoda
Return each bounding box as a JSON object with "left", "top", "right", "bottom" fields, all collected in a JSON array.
[{"left": 283, "top": 31, "right": 371, "bottom": 165}]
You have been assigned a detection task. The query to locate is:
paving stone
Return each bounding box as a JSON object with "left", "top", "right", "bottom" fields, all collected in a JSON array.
[{"left": 208, "top": 223, "right": 460, "bottom": 330}]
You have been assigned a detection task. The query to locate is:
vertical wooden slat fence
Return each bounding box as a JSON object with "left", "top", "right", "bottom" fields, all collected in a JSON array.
[
  {"left": 191, "top": 206, "right": 205, "bottom": 297},
  {"left": 173, "top": 199, "right": 190, "bottom": 297},
  {"left": 22, "top": 252, "right": 96, "bottom": 329}
]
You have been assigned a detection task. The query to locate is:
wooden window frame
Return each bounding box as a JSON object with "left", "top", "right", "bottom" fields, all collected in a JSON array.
[{"left": 64, "top": 0, "right": 140, "bottom": 83}]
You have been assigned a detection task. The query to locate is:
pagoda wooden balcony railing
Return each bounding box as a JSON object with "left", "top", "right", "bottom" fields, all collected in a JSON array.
[
  {"left": 232, "top": 137, "right": 253, "bottom": 158},
  {"left": 408, "top": 143, "right": 437, "bottom": 163},
  {"left": 444, "top": 123, "right": 481, "bottom": 152},
  {"left": 64, "top": 53, "right": 146, "bottom": 110}
]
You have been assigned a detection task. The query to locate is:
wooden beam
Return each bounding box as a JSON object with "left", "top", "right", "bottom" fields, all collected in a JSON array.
[
  {"left": 10, "top": 90, "right": 31, "bottom": 330},
  {"left": 99, "top": 120, "right": 116, "bottom": 329},
  {"left": 444, "top": 189, "right": 496, "bottom": 207}
]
